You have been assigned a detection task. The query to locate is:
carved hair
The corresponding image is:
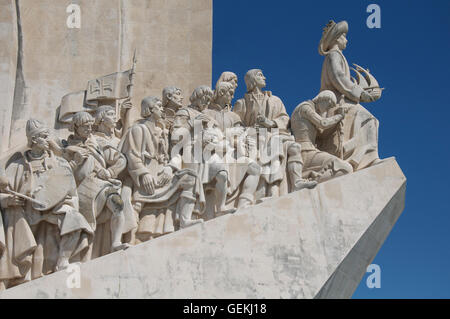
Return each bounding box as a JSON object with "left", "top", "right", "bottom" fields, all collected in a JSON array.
[
  {"left": 162, "top": 86, "right": 181, "bottom": 107},
  {"left": 312, "top": 90, "right": 337, "bottom": 105},
  {"left": 189, "top": 85, "right": 214, "bottom": 104},
  {"left": 94, "top": 105, "right": 115, "bottom": 127},
  {"left": 244, "top": 69, "right": 262, "bottom": 93},
  {"left": 141, "top": 96, "right": 161, "bottom": 118},
  {"left": 70, "top": 111, "right": 94, "bottom": 132},
  {"left": 215, "top": 71, "right": 237, "bottom": 90},
  {"left": 214, "top": 81, "right": 234, "bottom": 101}
]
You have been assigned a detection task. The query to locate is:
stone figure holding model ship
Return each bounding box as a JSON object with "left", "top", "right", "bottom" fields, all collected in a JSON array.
[{"left": 318, "top": 20, "right": 383, "bottom": 170}]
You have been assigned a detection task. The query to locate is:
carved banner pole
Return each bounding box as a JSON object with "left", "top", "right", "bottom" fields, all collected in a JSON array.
[{"left": 120, "top": 49, "right": 137, "bottom": 134}]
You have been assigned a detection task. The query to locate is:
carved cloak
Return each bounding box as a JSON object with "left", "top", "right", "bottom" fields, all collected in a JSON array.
[{"left": 319, "top": 49, "right": 379, "bottom": 170}]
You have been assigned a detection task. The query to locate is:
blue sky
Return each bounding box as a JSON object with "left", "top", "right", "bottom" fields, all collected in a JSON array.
[{"left": 212, "top": 0, "right": 450, "bottom": 298}]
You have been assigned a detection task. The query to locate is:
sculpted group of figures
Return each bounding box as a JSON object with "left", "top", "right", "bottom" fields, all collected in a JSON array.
[{"left": 0, "top": 20, "right": 383, "bottom": 290}]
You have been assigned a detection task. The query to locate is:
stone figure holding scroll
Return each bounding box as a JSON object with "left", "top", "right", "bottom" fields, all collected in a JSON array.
[
  {"left": 0, "top": 120, "right": 93, "bottom": 289},
  {"left": 120, "top": 96, "right": 201, "bottom": 242},
  {"left": 318, "top": 20, "right": 382, "bottom": 170},
  {"left": 291, "top": 90, "right": 353, "bottom": 182}
]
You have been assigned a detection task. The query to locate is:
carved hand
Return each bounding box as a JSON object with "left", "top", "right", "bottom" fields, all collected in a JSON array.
[
  {"left": 97, "top": 168, "right": 112, "bottom": 180},
  {"left": 195, "top": 114, "right": 211, "bottom": 123},
  {"left": 141, "top": 174, "right": 155, "bottom": 195},
  {"left": 120, "top": 97, "right": 133, "bottom": 110},
  {"left": 257, "top": 115, "right": 275, "bottom": 128},
  {"left": 3, "top": 195, "right": 25, "bottom": 208},
  {"left": 360, "top": 91, "right": 374, "bottom": 103},
  {"left": 336, "top": 106, "right": 348, "bottom": 118},
  {"left": 158, "top": 167, "right": 173, "bottom": 187},
  {"left": 73, "top": 150, "right": 89, "bottom": 165}
]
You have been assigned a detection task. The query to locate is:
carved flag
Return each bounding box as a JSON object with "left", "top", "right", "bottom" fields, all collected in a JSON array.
[
  {"left": 59, "top": 90, "right": 87, "bottom": 123},
  {"left": 86, "top": 70, "right": 132, "bottom": 102}
]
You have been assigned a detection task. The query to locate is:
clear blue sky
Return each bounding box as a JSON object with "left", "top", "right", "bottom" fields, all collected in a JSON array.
[{"left": 212, "top": 0, "right": 450, "bottom": 298}]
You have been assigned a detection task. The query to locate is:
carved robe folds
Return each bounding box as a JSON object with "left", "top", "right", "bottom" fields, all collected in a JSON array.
[
  {"left": 319, "top": 50, "right": 380, "bottom": 170},
  {"left": 120, "top": 119, "right": 198, "bottom": 240},
  {"left": 234, "top": 92, "right": 300, "bottom": 197},
  {"left": 0, "top": 151, "right": 92, "bottom": 288}
]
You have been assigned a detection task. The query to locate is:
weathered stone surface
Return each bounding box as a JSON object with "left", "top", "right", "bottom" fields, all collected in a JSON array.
[
  {"left": 0, "top": 157, "right": 406, "bottom": 299},
  {"left": 0, "top": 0, "right": 212, "bottom": 155}
]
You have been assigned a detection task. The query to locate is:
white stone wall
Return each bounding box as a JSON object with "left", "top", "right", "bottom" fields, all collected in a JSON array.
[{"left": 0, "top": 0, "right": 212, "bottom": 158}]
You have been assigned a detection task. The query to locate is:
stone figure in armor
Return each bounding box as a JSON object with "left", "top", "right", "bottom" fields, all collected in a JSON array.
[
  {"left": 233, "top": 69, "right": 316, "bottom": 199},
  {"left": 63, "top": 112, "right": 130, "bottom": 258},
  {"left": 120, "top": 96, "right": 201, "bottom": 243},
  {"left": 0, "top": 119, "right": 93, "bottom": 290},
  {"left": 291, "top": 90, "right": 353, "bottom": 182},
  {"left": 318, "top": 20, "right": 382, "bottom": 170}
]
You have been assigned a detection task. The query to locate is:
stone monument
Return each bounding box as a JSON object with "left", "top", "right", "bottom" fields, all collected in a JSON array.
[{"left": 0, "top": 2, "right": 405, "bottom": 299}]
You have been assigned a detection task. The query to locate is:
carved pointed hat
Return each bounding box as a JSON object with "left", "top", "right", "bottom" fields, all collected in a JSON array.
[
  {"left": 319, "top": 20, "right": 348, "bottom": 56},
  {"left": 26, "top": 119, "right": 48, "bottom": 138}
]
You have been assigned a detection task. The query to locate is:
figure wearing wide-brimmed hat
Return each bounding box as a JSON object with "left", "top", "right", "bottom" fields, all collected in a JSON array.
[{"left": 317, "top": 20, "right": 382, "bottom": 171}]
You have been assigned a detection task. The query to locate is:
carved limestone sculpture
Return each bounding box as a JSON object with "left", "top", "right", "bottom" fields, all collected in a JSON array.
[
  {"left": 233, "top": 69, "right": 316, "bottom": 199},
  {"left": 205, "top": 81, "right": 261, "bottom": 209},
  {"left": 119, "top": 96, "right": 201, "bottom": 243},
  {"left": 0, "top": 18, "right": 392, "bottom": 294},
  {"left": 291, "top": 90, "right": 354, "bottom": 182},
  {"left": 318, "top": 20, "right": 382, "bottom": 171},
  {"left": 63, "top": 112, "right": 130, "bottom": 258},
  {"left": 172, "top": 85, "right": 237, "bottom": 216},
  {"left": 0, "top": 119, "right": 93, "bottom": 290}
]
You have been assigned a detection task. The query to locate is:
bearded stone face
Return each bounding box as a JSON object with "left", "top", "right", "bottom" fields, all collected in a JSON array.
[{"left": 169, "top": 89, "right": 184, "bottom": 108}]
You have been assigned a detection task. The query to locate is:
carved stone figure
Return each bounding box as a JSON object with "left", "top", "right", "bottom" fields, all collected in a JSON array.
[
  {"left": 0, "top": 16, "right": 392, "bottom": 291},
  {"left": 172, "top": 86, "right": 236, "bottom": 216},
  {"left": 291, "top": 90, "right": 354, "bottom": 182},
  {"left": 92, "top": 105, "right": 137, "bottom": 245},
  {"left": 318, "top": 20, "right": 381, "bottom": 170},
  {"left": 63, "top": 112, "right": 130, "bottom": 258},
  {"left": 234, "top": 69, "right": 316, "bottom": 199},
  {"left": 205, "top": 82, "right": 261, "bottom": 209},
  {"left": 120, "top": 96, "right": 201, "bottom": 242},
  {"left": 215, "top": 71, "right": 238, "bottom": 91},
  {"left": 162, "top": 86, "right": 184, "bottom": 131},
  {"left": 0, "top": 120, "right": 93, "bottom": 290}
]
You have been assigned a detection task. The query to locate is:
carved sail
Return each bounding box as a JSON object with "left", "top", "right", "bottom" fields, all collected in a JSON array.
[{"left": 350, "top": 63, "right": 383, "bottom": 101}]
